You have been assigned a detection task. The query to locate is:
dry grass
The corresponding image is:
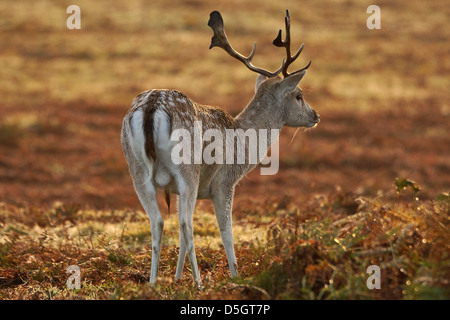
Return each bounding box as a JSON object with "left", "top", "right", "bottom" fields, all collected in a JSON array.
[
  {"left": 0, "top": 187, "right": 448, "bottom": 299},
  {"left": 0, "top": 0, "right": 448, "bottom": 111}
]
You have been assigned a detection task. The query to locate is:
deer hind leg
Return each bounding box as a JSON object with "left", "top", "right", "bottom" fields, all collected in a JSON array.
[
  {"left": 123, "top": 156, "right": 164, "bottom": 285},
  {"left": 122, "top": 109, "right": 164, "bottom": 284},
  {"left": 133, "top": 181, "right": 164, "bottom": 285},
  {"left": 212, "top": 186, "right": 238, "bottom": 277},
  {"left": 175, "top": 173, "right": 201, "bottom": 287},
  {"left": 123, "top": 159, "right": 164, "bottom": 283}
]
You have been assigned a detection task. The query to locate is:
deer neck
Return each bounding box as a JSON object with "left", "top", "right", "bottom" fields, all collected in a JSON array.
[
  {"left": 233, "top": 99, "right": 283, "bottom": 165},
  {"left": 234, "top": 99, "right": 284, "bottom": 132}
]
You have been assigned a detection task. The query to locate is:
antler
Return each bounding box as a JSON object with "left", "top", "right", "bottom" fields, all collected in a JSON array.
[
  {"left": 273, "top": 10, "right": 311, "bottom": 77},
  {"left": 208, "top": 11, "right": 283, "bottom": 78}
]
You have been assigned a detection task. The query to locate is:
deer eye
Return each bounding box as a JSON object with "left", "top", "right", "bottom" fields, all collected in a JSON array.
[{"left": 296, "top": 93, "right": 302, "bottom": 101}]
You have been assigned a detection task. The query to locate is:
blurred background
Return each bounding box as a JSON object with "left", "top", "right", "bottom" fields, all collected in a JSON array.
[{"left": 0, "top": 0, "right": 448, "bottom": 209}]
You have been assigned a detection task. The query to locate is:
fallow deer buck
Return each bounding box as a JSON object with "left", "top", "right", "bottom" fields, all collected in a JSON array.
[{"left": 121, "top": 10, "right": 319, "bottom": 287}]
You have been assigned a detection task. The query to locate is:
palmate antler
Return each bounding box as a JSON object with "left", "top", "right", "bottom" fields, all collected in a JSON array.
[
  {"left": 208, "top": 10, "right": 310, "bottom": 78},
  {"left": 273, "top": 10, "right": 311, "bottom": 77},
  {"left": 208, "top": 11, "right": 283, "bottom": 78}
]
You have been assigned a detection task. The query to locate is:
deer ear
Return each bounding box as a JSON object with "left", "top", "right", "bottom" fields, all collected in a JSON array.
[
  {"left": 280, "top": 70, "right": 306, "bottom": 92},
  {"left": 255, "top": 74, "right": 267, "bottom": 93}
]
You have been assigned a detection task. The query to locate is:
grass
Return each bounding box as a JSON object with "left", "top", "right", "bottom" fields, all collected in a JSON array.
[
  {"left": 0, "top": 183, "right": 448, "bottom": 299},
  {"left": 0, "top": 0, "right": 448, "bottom": 112},
  {"left": 252, "top": 190, "right": 449, "bottom": 299}
]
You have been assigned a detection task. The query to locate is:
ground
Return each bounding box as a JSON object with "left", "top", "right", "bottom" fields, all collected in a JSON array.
[{"left": 0, "top": 0, "right": 448, "bottom": 299}]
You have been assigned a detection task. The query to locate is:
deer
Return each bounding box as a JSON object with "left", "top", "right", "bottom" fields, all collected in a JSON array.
[{"left": 120, "top": 10, "right": 319, "bottom": 288}]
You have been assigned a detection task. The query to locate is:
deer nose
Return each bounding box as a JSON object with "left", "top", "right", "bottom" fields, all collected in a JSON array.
[{"left": 313, "top": 111, "right": 320, "bottom": 122}]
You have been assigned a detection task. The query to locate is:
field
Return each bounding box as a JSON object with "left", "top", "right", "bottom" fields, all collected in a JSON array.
[{"left": 0, "top": 0, "right": 449, "bottom": 300}]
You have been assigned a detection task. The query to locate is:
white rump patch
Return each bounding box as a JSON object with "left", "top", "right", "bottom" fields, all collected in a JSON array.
[{"left": 129, "top": 108, "right": 154, "bottom": 184}]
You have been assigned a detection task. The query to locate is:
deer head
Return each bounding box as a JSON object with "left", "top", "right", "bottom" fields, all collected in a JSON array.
[{"left": 208, "top": 10, "right": 319, "bottom": 128}]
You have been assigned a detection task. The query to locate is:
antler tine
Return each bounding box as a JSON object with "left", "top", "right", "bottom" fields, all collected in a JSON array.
[
  {"left": 208, "top": 11, "right": 283, "bottom": 78},
  {"left": 273, "top": 10, "right": 311, "bottom": 77}
]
